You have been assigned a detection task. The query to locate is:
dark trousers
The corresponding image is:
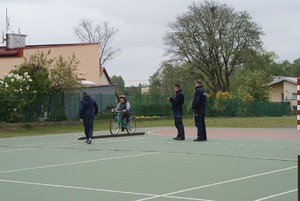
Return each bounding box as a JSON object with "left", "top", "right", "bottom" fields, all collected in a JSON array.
[
  {"left": 121, "top": 111, "right": 129, "bottom": 123},
  {"left": 194, "top": 113, "right": 207, "bottom": 140},
  {"left": 174, "top": 112, "right": 185, "bottom": 139},
  {"left": 121, "top": 111, "right": 130, "bottom": 130},
  {"left": 83, "top": 116, "right": 94, "bottom": 139}
]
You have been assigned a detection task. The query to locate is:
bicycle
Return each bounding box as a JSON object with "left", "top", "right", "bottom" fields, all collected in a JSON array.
[{"left": 109, "top": 110, "right": 136, "bottom": 135}]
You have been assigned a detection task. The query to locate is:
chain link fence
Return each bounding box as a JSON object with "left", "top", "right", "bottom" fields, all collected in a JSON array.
[
  {"left": 127, "top": 94, "right": 290, "bottom": 117},
  {"left": 0, "top": 93, "right": 291, "bottom": 123}
]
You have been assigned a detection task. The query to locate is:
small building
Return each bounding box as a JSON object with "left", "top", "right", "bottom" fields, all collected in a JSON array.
[
  {"left": 269, "top": 76, "right": 297, "bottom": 112},
  {"left": 0, "top": 33, "right": 116, "bottom": 120},
  {"left": 0, "top": 33, "right": 114, "bottom": 88},
  {"left": 141, "top": 86, "right": 150, "bottom": 94}
]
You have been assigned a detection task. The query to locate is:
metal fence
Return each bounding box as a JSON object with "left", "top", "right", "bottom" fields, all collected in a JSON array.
[
  {"left": 127, "top": 94, "right": 290, "bottom": 117},
  {"left": 0, "top": 93, "right": 115, "bottom": 123},
  {"left": 0, "top": 93, "right": 291, "bottom": 123}
]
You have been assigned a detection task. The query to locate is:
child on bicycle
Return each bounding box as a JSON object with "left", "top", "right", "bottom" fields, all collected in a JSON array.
[{"left": 112, "top": 94, "right": 132, "bottom": 131}]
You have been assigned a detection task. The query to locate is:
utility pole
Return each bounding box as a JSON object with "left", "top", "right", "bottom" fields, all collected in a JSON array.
[{"left": 6, "top": 8, "right": 9, "bottom": 34}]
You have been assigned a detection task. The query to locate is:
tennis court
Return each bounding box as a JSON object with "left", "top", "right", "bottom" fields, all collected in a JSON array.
[{"left": 0, "top": 127, "right": 299, "bottom": 201}]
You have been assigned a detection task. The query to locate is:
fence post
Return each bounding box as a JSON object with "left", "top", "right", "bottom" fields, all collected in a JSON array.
[
  {"left": 100, "top": 93, "right": 103, "bottom": 112},
  {"left": 297, "top": 78, "right": 300, "bottom": 131}
]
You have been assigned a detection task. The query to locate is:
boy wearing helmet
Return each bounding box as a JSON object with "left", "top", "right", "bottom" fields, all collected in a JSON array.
[{"left": 113, "top": 94, "right": 131, "bottom": 131}]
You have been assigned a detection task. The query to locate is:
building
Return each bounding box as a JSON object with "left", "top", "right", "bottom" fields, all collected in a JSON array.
[
  {"left": 0, "top": 35, "right": 106, "bottom": 85},
  {"left": 269, "top": 76, "right": 297, "bottom": 111},
  {"left": 0, "top": 33, "right": 116, "bottom": 120},
  {"left": 141, "top": 86, "right": 150, "bottom": 94}
]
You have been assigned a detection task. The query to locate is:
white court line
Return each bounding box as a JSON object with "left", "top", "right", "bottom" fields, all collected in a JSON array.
[
  {"left": 0, "top": 141, "right": 81, "bottom": 153},
  {"left": 0, "top": 147, "right": 38, "bottom": 153},
  {"left": 254, "top": 189, "right": 297, "bottom": 201},
  {"left": 0, "top": 137, "right": 146, "bottom": 147},
  {"left": 0, "top": 178, "right": 214, "bottom": 201},
  {"left": 0, "top": 140, "right": 77, "bottom": 147},
  {"left": 0, "top": 136, "right": 149, "bottom": 154},
  {"left": 0, "top": 152, "right": 160, "bottom": 174},
  {"left": 135, "top": 166, "right": 297, "bottom": 201}
]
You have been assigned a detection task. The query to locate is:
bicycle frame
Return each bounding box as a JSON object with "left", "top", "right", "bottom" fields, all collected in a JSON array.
[
  {"left": 110, "top": 110, "right": 136, "bottom": 135},
  {"left": 114, "top": 110, "right": 127, "bottom": 128}
]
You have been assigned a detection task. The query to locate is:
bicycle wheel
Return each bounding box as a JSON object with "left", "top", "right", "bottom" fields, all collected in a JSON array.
[
  {"left": 110, "top": 120, "right": 120, "bottom": 135},
  {"left": 126, "top": 118, "right": 136, "bottom": 134}
]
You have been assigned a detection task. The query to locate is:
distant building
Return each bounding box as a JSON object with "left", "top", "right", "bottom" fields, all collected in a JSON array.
[
  {"left": 0, "top": 33, "right": 116, "bottom": 119},
  {"left": 269, "top": 76, "right": 297, "bottom": 111},
  {"left": 99, "top": 67, "right": 112, "bottom": 85},
  {"left": 141, "top": 86, "right": 150, "bottom": 94},
  {"left": 0, "top": 33, "right": 112, "bottom": 86}
]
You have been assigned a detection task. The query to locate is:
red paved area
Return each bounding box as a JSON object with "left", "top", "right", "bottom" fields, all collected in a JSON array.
[{"left": 149, "top": 127, "right": 300, "bottom": 140}]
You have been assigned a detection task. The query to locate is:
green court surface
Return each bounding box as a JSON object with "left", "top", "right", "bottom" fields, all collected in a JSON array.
[{"left": 0, "top": 127, "right": 298, "bottom": 201}]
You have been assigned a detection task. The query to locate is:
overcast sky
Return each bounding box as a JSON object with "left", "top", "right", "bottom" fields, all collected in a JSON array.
[{"left": 1, "top": 0, "right": 299, "bottom": 86}]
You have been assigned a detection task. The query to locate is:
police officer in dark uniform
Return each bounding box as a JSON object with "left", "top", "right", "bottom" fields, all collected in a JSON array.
[
  {"left": 79, "top": 91, "right": 98, "bottom": 144},
  {"left": 192, "top": 80, "right": 207, "bottom": 141},
  {"left": 167, "top": 84, "right": 185, "bottom": 140}
]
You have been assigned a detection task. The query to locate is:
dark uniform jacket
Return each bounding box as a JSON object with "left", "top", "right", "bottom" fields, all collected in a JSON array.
[
  {"left": 79, "top": 95, "right": 98, "bottom": 118},
  {"left": 192, "top": 86, "right": 206, "bottom": 114},
  {"left": 169, "top": 89, "right": 184, "bottom": 113}
]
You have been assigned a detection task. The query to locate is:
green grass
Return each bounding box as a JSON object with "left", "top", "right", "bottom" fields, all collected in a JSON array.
[{"left": 0, "top": 116, "right": 296, "bottom": 138}]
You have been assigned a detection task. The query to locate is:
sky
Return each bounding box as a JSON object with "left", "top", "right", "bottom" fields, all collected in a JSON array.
[{"left": 1, "top": 0, "right": 300, "bottom": 86}]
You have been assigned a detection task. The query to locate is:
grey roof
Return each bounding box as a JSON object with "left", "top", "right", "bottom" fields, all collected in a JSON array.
[{"left": 269, "top": 76, "right": 297, "bottom": 85}]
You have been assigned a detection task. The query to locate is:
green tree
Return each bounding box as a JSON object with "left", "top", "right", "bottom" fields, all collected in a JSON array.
[
  {"left": 125, "top": 84, "right": 142, "bottom": 94},
  {"left": 0, "top": 72, "right": 35, "bottom": 122},
  {"left": 164, "top": 0, "right": 263, "bottom": 94},
  {"left": 231, "top": 69, "right": 271, "bottom": 101},
  {"left": 49, "top": 54, "right": 80, "bottom": 94},
  {"left": 148, "top": 70, "right": 162, "bottom": 95},
  {"left": 6, "top": 51, "right": 80, "bottom": 121},
  {"left": 265, "top": 60, "right": 291, "bottom": 77},
  {"left": 12, "top": 63, "right": 51, "bottom": 95},
  {"left": 289, "top": 59, "right": 300, "bottom": 77},
  {"left": 111, "top": 75, "right": 125, "bottom": 94},
  {"left": 160, "top": 62, "right": 178, "bottom": 95},
  {"left": 11, "top": 50, "right": 52, "bottom": 95},
  {"left": 148, "top": 62, "right": 203, "bottom": 96}
]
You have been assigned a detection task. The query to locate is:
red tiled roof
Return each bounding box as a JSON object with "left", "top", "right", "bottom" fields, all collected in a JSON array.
[
  {"left": 25, "top": 43, "right": 99, "bottom": 49},
  {"left": 0, "top": 48, "right": 23, "bottom": 57}
]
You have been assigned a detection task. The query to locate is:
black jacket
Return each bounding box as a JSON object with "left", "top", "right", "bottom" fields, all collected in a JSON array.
[
  {"left": 79, "top": 95, "right": 98, "bottom": 118},
  {"left": 169, "top": 89, "right": 184, "bottom": 113},
  {"left": 192, "top": 86, "right": 206, "bottom": 114}
]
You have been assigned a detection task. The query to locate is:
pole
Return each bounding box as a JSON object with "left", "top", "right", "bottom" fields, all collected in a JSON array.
[
  {"left": 6, "top": 8, "right": 8, "bottom": 34},
  {"left": 298, "top": 155, "right": 299, "bottom": 200},
  {"left": 297, "top": 78, "right": 300, "bottom": 131}
]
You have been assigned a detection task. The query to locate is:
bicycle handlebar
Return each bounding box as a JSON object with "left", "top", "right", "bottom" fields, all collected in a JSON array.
[{"left": 112, "top": 110, "right": 122, "bottom": 113}]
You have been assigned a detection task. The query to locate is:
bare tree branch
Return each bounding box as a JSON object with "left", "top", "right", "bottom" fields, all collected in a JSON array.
[{"left": 74, "top": 19, "right": 120, "bottom": 67}]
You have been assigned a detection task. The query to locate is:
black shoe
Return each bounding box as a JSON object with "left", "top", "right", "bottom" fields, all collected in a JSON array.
[
  {"left": 87, "top": 138, "right": 92, "bottom": 144},
  {"left": 175, "top": 138, "right": 185, "bottom": 140},
  {"left": 194, "top": 138, "right": 205, "bottom": 141},
  {"left": 173, "top": 137, "right": 179, "bottom": 140}
]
